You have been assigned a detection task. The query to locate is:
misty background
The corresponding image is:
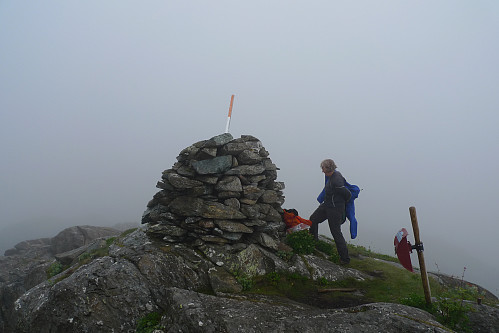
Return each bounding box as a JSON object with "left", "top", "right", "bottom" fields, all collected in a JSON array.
[{"left": 1, "top": 2, "right": 498, "bottom": 296}]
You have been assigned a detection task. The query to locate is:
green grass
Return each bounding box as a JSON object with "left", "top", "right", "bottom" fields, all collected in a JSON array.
[
  {"left": 238, "top": 236, "right": 499, "bottom": 332},
  {"left": 46, "top": 261, "right": 65, "bottom": 279},
  {"left": 285, "top": 230, "right": 315, "bottom": 254},
  {"left": 250, "top": 272, "right": 317, "bottom": 300},
  {"left": 347, "top": 256, "right": 443, "bottom": 303},
  {"left": 347, "top": 243, "right": 400, "bottom": 263},
  {"left": 136, "top": 312, "right": 163, "bottom": 333}
]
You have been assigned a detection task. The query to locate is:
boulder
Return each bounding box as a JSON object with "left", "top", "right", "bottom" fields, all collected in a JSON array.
[{"left": 50, "top": 225, "right": 120, "bottom": 255}]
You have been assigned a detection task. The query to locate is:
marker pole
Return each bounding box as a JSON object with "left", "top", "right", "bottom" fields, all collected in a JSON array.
[
  {"left": 225, "top": 95, "right": 234, "bottom": 133},
  {"left": 409, "top": 206, "right": 432, "bottom": 305}
]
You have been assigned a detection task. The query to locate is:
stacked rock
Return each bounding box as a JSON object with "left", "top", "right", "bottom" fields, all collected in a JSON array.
[{"left": 142, "top": 133, "right": 286, "bottom": 249}]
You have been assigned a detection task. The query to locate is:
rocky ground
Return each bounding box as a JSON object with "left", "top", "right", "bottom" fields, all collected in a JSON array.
[
  {"left": 1, "top": 227, "right": 497, "bottom": 332},
  {"left": 2, "top": 133, "right": 498, "bottom": 332}
]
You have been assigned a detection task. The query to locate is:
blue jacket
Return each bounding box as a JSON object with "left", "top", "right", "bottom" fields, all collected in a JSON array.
[{"left": 317, "top": 175, "right": 360, "bottom": 239}]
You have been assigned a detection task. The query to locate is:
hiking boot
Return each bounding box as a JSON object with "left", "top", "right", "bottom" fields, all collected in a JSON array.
[{"left": 339, "top": 259, "right": 350, "bottom": 266}]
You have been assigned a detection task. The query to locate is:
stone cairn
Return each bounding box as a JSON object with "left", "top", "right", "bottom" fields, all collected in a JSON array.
[{"left": 142, "top": 133, "right": 286, "bottom": 250}]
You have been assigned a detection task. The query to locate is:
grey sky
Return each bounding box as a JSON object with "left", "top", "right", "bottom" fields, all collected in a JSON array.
[{"left": 1, "top": 1, "right": 498, "bottom": 295}]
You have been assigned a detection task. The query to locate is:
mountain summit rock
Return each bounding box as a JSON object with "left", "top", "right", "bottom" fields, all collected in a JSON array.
[{"left": 1, "top": 134, "right": 498, "bottom": 332}]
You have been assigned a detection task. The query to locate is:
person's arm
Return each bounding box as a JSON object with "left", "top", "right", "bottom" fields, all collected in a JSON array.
[
  {"left": 326, "top": 173, "right": 351, "bottom": 202},
  {"left": 336, "top": 186, "right": 352, "bottom": 202}
]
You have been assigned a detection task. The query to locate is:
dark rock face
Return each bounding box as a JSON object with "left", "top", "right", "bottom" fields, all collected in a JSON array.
[
  {"left": 0, "top": 225, "right": 121, "bottom": 333},
  {"left": 50, "top": 225, "right": 118, "bottom": 255},
  {"left": 10, "top": 228, "right": 455, "bottom": 333},
  {"left": 468, "top": 302, "right": 499, "bottom": 332},
  {"left": 142, "top": 134, "right": 286, "bottom": 249},
  {"left": 3, "top": 226, "right": 120, "bottom": 258},
  {"left": 159, "top": 289, "right": 451, "bottom": 333},
  {"left": 3, "top": 238, "right": 52, "bottom": 257}
]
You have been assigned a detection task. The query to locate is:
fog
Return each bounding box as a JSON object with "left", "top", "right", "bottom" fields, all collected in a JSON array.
[{"left": 1, "top": 1, "right": 498, "bottom": 296}]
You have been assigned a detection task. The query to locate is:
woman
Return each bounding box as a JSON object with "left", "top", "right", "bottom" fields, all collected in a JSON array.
[{"left": 309, "top": 159, "right": 352, "bottom": 264}]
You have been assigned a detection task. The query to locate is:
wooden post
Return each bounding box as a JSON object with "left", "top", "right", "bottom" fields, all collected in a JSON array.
[{"left": 409, "top": 206, "right": 432, "bottom": 305}]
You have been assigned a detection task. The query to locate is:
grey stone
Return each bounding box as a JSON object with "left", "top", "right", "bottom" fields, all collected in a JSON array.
[
  {"left": 257, "top": 221, "right": 286, "bottom": 238},
  {"left": 265, "top": 206, "right": 284, "bottom": 222},
  {"left": 195, "top": 175, "right": 219, "bottom": 184},
  {"left": 240, "top": 135, "right": 261, "bottom": 142},
  {"left": 208, "top": 266, "right": 243, "bottom": 294},
  {"left": 248, "top": 174, "right": 266, "bottom": 183},
  {"left": 176, "top": 165, "right": 196, "bottom": 177},
  {"left": 166, "top": 173, "right": 203, "bottom": 189},
  {"left": 198, "top": 219, "right": 215, "bottom": 229},
  {"left": 168, "top": 196, "right": 205, "bottom": 217},
  {"left": 304, "top": 254, "right": 373, "bottom": 282},
  {"left": 225, "top": 164, "right": 266, "bottom": 176},
  {"left": 243, "top": 219, "right": 267, "bottom": 227},
  {"left": 221, "top": 232, "right": 244, "bottom": 241},
  {"left": 217, "top": 191, "right": 241, "bottom": 199},
  {"left": 191, "top": 155, "right": 233, "bottom": 175},
  {"left": 221, "top": 142, "right": 249, "bottom": 155},
  {"left": 242, "top": 185, "right": 264, "bottom": 201},
  {"left": 263, "top": 158, "right": 278, "bottom": 170},
  {"left": 177, "top": 145, "right": 199, "bottom": 161},
  {"left": 3, "top": 238, "right": 52, "bottom": 256},
  {"left": 214, "top": 220, "right": 253, "bottom": 233},
  {"left": 200, "top": 235, "right": 230, "bottom": 244},
  {"left": 192, "top": 139, "right": 210, "bottom": 148},
  {"left": 468, "top": 303, "right": 499, "bottom": 332},
  {"left": 50, "top": 226, "right": 120, "bottom": 255},
  {"left": 234, "top": 244, "right": 276, "bottom": 277},
  {"left": 159, "top": 211, "right": 178, "bottom": 221},
  {"left": 202, "top": 202, "right": 246, "bottom": 219},
  {"left": 194, "top": 147, "right": 218, "bottom": 160},
  {"left": 274, "top": 195, "right": 285, "bottom": 206},
  {"left": 155, "top": 180, "right": 174, "bottom": 191},
  {"left": 258, "top": 232, "right": 279, "bottom": 251},
  {"left": 148, "top": 223, "right": 188, "bottom": 237},
  {"left": 272, "top": 181, "right": 285, "bottom": 191},
  {"left": 240, "top": 204, "right": 262, "bottom": 219},
  {"left": 146, "top": 197, "right": 158, "bottom": 208},
  {"left": 215, "top": 176, "right": 242, "bottom": 192},
  {"left": 259, "top": 147, "right": 270, "bottom": 157},
  {"left": 183, "top": 185, "right": 213, "bottom": 197},
  {"left": 223, "top": 198, "right": 240, "bottom": 209},
  {"left": 239, "top": 198, "right": 258, "bottom": 205},
  {"left": 212, "top": 227, "right": 223, "bottom": 236},
  {"left": 260, "top": 189, "right": 279, "bottom": 203},
  {"left": 184, "top": 216, "right": 202, "bottom": 224},
  {"left": 54, "top": 238, "right": 109, "bottom": 266},
  {"left": 237, "top": 149, "right": 263, "bottom": 164},
  {"left": 209, "top": 133, "right": 233, "bottom": 146}
]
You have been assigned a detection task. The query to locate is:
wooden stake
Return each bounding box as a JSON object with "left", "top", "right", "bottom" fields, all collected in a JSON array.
[{"left": 409, "top": 206, "right": 432, "bottom": 305}]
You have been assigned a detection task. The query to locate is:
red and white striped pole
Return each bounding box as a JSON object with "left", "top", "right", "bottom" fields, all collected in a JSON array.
[{"left": 225, "top": 94, "right": 235, "bottom": 133}]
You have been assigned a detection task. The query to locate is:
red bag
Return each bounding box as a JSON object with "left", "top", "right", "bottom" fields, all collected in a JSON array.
[{"left": 282, "top": 209, "right": 312, "bottom": 231}]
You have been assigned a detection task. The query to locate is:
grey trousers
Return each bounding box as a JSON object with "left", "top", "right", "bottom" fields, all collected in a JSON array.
[{"left": 309, "top": 204, "right": 350, "bottom": 263}]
